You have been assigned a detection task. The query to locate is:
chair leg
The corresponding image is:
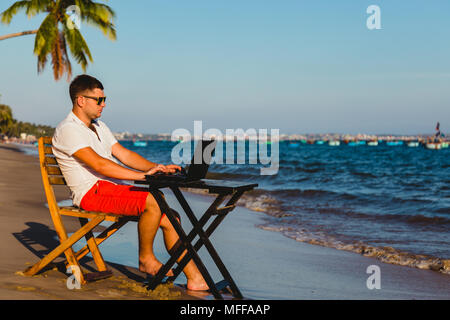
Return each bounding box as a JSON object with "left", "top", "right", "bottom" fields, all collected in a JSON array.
[
  {"left": 23, "top": 216, "right": 105, "bottom": 284},
  {"left": 79, "top": 217, "right": 107, "bottom": 272},
  {"left": 73, "top": 219, "right": 128, "bottom": 262}
]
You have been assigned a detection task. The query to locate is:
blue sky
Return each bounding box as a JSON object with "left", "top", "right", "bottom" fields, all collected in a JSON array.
[{"left": 1, "top": 0, "right": 449, "bottom": 135}]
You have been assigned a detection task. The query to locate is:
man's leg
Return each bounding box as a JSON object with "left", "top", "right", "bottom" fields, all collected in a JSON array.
[
  {"left": 159, "top": 215, "right": 208, "bottom": 291},
  {"left": 79, "top": 182, "right": 172, "bottom": 276},
  {"left": 138, "top": 193, "right": 174, "bottom": 276}
]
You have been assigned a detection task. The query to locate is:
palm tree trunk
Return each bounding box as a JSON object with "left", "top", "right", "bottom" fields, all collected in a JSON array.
[{"left": 0, "top": 30, "right": 38, "bottom": 41}]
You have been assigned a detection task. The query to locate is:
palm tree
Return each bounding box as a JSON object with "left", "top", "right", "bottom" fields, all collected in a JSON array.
[
  {"left": 0, "top": 104, "right": 14, "bottom": 135},
  {"left": 0, "top": 0, "right": 116, "bottom": 81}
]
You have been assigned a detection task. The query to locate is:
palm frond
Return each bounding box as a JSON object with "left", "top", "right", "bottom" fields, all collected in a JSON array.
[
  {"left": 75, "top": 1, "right": 117, "bottom": 40},
  {"left": 60, "top": 34, "right": 73, "bottom": 81},
  {"left": 1, "top": 1, "right": 31, "bottom": 24},
  {"left": 25, "top": 0, "right": 53, "bottom": 18},
  {"left": 34, "top": 13, "right": 58, "bottom": 73},
  {"left": 1, "top": 0, "right": 53, "bottom": 24},
  {"left": 62, "top": 19, "right": 93, "bottom": 71},
  {"left": 83, "top": 14, "right": 116, "bottom": 40}
]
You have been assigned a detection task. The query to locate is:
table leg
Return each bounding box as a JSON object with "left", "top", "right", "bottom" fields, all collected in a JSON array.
[
  {"left": 167, "top": 193, "right": 227, "bottom": 280},
  {"left": 146, "top": 188, "right": 224, "bottom": 299},
  {"left": 171, "top": 187, "right": 245, "bottom": 299}
]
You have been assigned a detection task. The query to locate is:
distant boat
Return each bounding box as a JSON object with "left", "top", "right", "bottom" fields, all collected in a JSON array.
[
  {"left": 386, "top": 141, "right": 403, "bottom": 146},
  {"left": 348, "top": 140, "right": 365, "bottom": 146},
  {"left": 315, "top": 140, "right": 325, "bottom": 145},
  {"left": 133, "top": 140, "right": 147, "bottom": 147},
  {"left": 328, "top": 140, "right": 340, "bottom": 146},
  {"left": 424, "top": 122, "right": 446, "bottom": 149},
  {"left": 425, "top": 142, "right": 441, "bottom": 150},
  {"left": 367, "top": 140, "right": 378, "bottom": 146},
  {"left": 407, "top": 141, "right": 419, "bottom": 147}
]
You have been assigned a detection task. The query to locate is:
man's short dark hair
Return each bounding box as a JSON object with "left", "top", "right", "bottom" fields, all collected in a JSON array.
[{"left": 69, "top": 74, "right": 104, "bottom": 104}]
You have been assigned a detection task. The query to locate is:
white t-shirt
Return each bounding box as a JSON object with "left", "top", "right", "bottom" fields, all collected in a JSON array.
[{"left": 52, "top": 111, "right": 123, "bottom": 206}]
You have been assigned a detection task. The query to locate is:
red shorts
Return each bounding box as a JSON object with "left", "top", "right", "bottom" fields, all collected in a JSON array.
[{"left": 80, "top": 180, "right": 149, "bottom": 216}]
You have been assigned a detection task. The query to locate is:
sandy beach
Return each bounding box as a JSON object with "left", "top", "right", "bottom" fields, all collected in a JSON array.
[
  {"left": 0, "top": 143, "right": 194, "bottom": 300},
  {"left": 0, "top": 143, "right": 449, "bottom": 300}
]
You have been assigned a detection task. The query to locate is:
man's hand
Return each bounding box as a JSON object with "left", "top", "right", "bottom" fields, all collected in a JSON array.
[
  {"left": 145, "top": 164, "right": 182, "bottom": 176},
  {"left": 165, "top": 164, "right": 182, "bottom": 173}
]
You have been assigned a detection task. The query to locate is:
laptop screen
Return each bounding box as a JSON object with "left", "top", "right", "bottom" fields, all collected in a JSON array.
[{"left": 188, "top": 139, "right": 217, "bottom": 179}]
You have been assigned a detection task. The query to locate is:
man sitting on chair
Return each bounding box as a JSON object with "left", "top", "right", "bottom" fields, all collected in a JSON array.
[{"left": 52, "top": 74, "right": 208, "bottom": 291}]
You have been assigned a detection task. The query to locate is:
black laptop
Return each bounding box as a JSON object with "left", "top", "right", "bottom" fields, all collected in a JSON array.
[{"left": 145, "top": 139, "right": 217, "bottom": 182}]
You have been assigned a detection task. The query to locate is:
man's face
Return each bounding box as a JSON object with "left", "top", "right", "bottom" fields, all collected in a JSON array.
[{"left": 77, "top": 88, "right": 106, "bottom": 121}]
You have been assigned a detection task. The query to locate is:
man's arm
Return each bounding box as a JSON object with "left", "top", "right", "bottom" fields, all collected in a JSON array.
[
  {"left": 73, "top": 146, "right": 166, "bottom": 181},
  {"left": 111, "top": 142, "right": 181, "bottom": 172},
  {"left": 111, "top": 142, "right": 158, "bottom": 171}
]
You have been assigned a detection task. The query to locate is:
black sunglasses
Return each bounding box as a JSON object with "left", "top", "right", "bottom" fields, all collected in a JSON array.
[{"left": 82, "top": 95, "right": 107, "bottom": 105}]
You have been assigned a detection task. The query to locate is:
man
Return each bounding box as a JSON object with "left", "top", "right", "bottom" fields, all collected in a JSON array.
[
  {"left": 52, "top": 74, "right": 207, "bottom": 291},
  {"left": 435, "top": 122, "right": 441, "bottom": 142}
]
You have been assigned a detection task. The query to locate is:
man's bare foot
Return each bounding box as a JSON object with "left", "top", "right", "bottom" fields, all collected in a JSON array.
[
  {"left": 187, "top": 278, "right": 209, "bottom": 291},
  {"left": 139, "top": 257, "right": 174, "bottom": 277}
]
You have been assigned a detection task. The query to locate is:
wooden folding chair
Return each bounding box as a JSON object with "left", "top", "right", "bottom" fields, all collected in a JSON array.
[{"left": 23, "top": 137, "right": 138, "bottom": 284}]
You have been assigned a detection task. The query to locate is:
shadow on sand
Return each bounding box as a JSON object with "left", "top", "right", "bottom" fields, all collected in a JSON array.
[{"left": 12, "top": 221, "right": 147, "bottom": 283}]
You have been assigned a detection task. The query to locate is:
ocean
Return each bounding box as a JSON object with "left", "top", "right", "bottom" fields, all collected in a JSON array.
[{"left": 124, "top": 140, "right": 450, "bottom": 273}]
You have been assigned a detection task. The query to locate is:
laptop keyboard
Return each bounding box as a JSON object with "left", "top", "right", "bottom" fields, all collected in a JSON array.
[{"left": 152, "top": 168, "right": 187, "bottom": 178}]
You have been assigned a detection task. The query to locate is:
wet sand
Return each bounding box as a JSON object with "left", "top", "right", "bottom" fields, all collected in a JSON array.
[
  {"left": 157, "top": 192, "right": 450, "bottom": 299},
  {"left": 0, "top": 143, "right": 449, "bottom": 300}
]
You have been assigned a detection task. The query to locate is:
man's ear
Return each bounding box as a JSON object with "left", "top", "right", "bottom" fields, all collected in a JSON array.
[{"left": 75, "top": 95, "right": 84, "bottom": 108}]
